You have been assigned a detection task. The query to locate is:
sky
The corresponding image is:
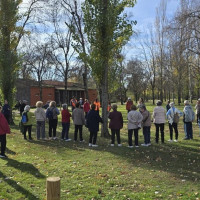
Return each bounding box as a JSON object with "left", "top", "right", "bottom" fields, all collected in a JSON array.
[{"left": 124, "top": 0, "right": 180, "bottom": 59}]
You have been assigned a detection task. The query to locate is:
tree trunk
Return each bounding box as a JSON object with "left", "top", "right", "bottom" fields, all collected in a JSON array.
[{"left": 82, "top": 67, "right": 89, "bottom": 99}]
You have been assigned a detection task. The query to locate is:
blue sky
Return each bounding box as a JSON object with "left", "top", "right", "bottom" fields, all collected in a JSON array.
[{"left": 124, "top": 0, "right": 179, "bottom": 59}]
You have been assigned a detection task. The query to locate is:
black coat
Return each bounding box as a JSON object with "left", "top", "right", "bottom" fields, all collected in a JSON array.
[{"left": 86, "top": 110, "right": 103, "bottom": 132}]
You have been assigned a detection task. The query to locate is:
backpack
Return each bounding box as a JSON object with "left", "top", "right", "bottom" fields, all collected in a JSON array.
[
  {"left": 21, "top": 112, "right": 28, "bottom": 124},
  {"left": 47, "top": 108, "right": 54, "bottom": 119},
  {"left": 173, "top": 113, "right": 179, "bottom": 123}
]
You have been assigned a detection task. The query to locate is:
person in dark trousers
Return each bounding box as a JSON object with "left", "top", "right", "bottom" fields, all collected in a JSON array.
[
  {"left": 0, "top": 106, "right": 10, "bottom": 158},
  {"left": 127, "top": 105, "right": 143, "bottom": 148},
  {"left": 2, "top": 100, "right": 11, "bottom": 124},
  {"left": 20, "top": 100, "right": 27, "bottom": 116},
  {"left": 153, "top": 100, "right": 166, "bottom": 144},
  {"left": 140, "top": 105, "right": 151, "bottom": 146},
  {"left": 183, "top": 100, "right": 195, "bottom": 140},
  {"left": 166, "top": 100, "right": 170, "bottom": 111},
  {"left": 108, "top": 104, "right": 123, "bottom": 147},
  {"left": 86, "top": 104, "right": 103, "bottom": 147},
  {"left": 72, "top": 102, "right": 85, "bottom": 142},
  {"left": 61, "top": 104, "right": 72, "bottom": 141},
  {"left": 46, "top": 101, "right": 60, "bottom": 140},
  {"left": 166, "top": 102, "right": 182, "bottom": 142},
  {"left": 23, "top": 105, "right": 34, "bottom": 140}
]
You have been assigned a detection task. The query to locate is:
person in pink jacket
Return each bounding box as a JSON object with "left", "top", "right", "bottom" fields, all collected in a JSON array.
[
  {"left": 152, "top": 100, "right": 166, "bottom": 144},
  {"left": 0, "top": 106, "right": 10, "bottom": 158}
]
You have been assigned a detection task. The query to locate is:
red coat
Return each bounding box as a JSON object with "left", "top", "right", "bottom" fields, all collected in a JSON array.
[
  {"left": 126, "top": 100, "right": 133, "bottom": 111},
  {"left": 0, "top": 113, "right": 10, "bottom": 135},
  {"left": 83, "top": 102, "right": 90, "bottom": 113},
  {"left": 109, "top": 110, "right": 123, "bottom": 129},
  {"left": 62, "top": 109, "right": 71, "bottom": 123}
]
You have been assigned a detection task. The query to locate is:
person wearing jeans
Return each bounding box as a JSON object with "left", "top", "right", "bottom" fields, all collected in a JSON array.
[
  {"left": 35, "top": 101, "right": 46, "bottom": 140},
  {"left": 72, "top": 102, "right": 85, "bottom": 142},
  {"left": 46, "top": 101, "right": 60, "bottom": 140},
  {"left": 153, "top": 100, "right": 166, "bottom": 144},
  {"left": 140, "top": 105, "right": 151, "bottom": 146},
  {"left": 108, "top": 104, "right": 123, "bottom": 147},
  {"left": 127, "top": 105, "right": 143, "bottom": 148}
]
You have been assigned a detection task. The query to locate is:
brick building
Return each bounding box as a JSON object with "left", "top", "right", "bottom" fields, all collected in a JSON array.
[{"left": 16, "top": 79, "right": 98, "bottom": 106}]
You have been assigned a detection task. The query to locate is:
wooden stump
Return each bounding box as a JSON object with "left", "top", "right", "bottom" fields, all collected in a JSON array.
[{"left": 46, "top": 177, "right": 60, "bottom": 200}]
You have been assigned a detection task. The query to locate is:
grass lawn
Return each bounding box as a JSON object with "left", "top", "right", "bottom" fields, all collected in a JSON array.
[{"left": 0, "top": 103, "right": 200, "bottom": 200}]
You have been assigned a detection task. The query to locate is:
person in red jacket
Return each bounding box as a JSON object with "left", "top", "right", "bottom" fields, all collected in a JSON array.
[
  {"left": 0, "top": 106, "right": 10, "bottom": 158},
  {"left": 61, "top": 104, "right": 72, "bottom": 141},
  {"left": 83, "top": 99, "right": 90, "bottom": 118},
  {"left": 126, "top": 97, "right": 133, "bottom": 113}
]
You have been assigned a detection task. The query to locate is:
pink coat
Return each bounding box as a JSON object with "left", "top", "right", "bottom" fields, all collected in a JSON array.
[{"left": 0, "top": 113, "right": 10, "bottom": 135}]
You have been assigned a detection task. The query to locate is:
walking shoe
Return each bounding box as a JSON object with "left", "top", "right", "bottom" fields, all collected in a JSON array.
[
  {"left": 183, "top": 137, "right": 189, "bottom": 140},
  {"left": 135, "top": 145, "right": 139, "bottom": 148},
  {"left": 110, "top": 144, "right": 114, "bottom": 147},
  {"left": 0, "top": 154, "right": 7, "bottom": 158},
  {"left": 147, "top": 143, "right": 151, "bottom": 146},
  {"left": 118, "top": 144, "right": 122, "bottom": 147},
  {"left": 88, "top": 143, "right": 92, "bottom": 147},
  {"left": 141, "top": 144, "right": 148, "bottom": 147},
  {"left": 80, "top": 140, "right": 85, "bottom": 143},
  {"left": 174, "top": 139, "right": 178, "bottom": 142},
  {"left": 65, "top": 139, "right": 72, "bottom": 142},
  {"left": 92, "top": 144, "right": 98, "bottom": 147},
  {"left": 127, "top": 146, "right": 133, "bottom": 148},
  {"left": 168, "top": 139, "right": 173, "bottom": 142},
  {"left": 53, "top": 137, "right": 57, "bottom": 140}
]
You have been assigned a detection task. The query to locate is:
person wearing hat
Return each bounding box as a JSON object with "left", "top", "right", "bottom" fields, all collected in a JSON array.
[
  {"left": 166, "top": 102, "right": 182, "bottom": 142},
  {"left": 126, "top": 97, "right": 133, "bottom": 113},
  {"left": 152, "top": 100, "right": 166, "bottom": 144},
  {"left": 183, "top": 100, "right": 195, "bottom": 140},
  {"left": 108, "top": 104, "right": 123, "bottom": 147}
]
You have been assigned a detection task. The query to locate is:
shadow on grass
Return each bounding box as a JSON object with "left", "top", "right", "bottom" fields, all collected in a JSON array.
[
  {"left": 6, "top": 148, "right": 16, "bottom": 155},
  {"left": 6, "top": 158, "right": 45, "bottom": 179},
  {"left": 0, "top": 171, "right": 38, "bottom": 199}
]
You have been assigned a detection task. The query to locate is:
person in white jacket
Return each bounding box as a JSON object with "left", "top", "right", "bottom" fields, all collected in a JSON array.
[
  {"left": 34, "top": 101, "right": 46, "bottom": 140},
  {"left": 153, "top": 100, "right": 166, "bottom": 144},
  {"left": 127, "top": 105, "right": 143, "bottom": 148}
]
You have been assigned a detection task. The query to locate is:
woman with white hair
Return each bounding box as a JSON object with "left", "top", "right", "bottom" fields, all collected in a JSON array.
[
  {"left": 166, "top": 102, "right": 182, "bottom": 142},
  {"left": 22, "top": 105, "right": 34, "bottom": 140},
  {"left": 183, "top": 100, "right": 195, "bottom": 140},
  {"left": 152, "top": 100, "right": 166, "bottom": 144}
]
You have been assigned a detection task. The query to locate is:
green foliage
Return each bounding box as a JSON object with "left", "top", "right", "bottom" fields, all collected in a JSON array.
[
  {"left": 0, "top": 0, "right": 22, "bottom": 107},
  {"left": 82, "top": 0, "right": 136, "bottom": 85}
]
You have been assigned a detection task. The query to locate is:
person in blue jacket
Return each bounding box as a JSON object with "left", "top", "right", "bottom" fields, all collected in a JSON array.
[{"left": 86, "top": 104, "right": 103, "bottom": 147}]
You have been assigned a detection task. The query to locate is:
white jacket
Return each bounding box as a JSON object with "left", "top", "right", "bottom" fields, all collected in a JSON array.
[
  {"left": 153, "top": 106, "right": 166, "bottom": 124},
  {"left": 127, "top": 110, "right": 143, "bottom": 130},
  {"left": 34, "top": 107, "right": 46, "bottom": 121}
]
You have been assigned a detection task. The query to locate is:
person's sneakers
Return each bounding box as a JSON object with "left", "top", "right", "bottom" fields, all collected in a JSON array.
[
  {"left": 88, "top": 143, "right": 92, "bottom": 147},
  {"left": 118, "top": 144, "right": 122, "bottom": 147},
  {"left": 147, "top": 143, "right": 151, "bottom": 146},
  {"left": 110, "top": 144, "right": 114, "bottom": 147},
  {"left": 53, "top": 137, "right": 57, "bottom": 140},
  {"left": 141, "top": 144, "right": 148, "bottom": 147},
  {"left": 168, "top": 139, "right": 173, "bottom": 142},
  {"left": 0, "top": 154, "right": 8, "bottom": 158},
  {"left": 92, "top": 144, "right": 98, "bottom": 147},
  {"left": 65, "top": 139, "right": 72, "bottom": 142},
  {"left": 80, "top": 140, "right": 85, "bottom": 143},
  {"left": 183, "top": 137, "right": 189, "bottom": 140},
  {"left": 127, "top": 146, "right": 133, "bottom": 148},
  {"left": 174, "top": 139, "right": 178, "bottom": 142},
  {"left": 135, "top": 145, "right": 139, "bottom": 148}
]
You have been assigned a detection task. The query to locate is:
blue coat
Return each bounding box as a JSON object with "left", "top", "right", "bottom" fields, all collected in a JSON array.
[{"left": 86, "top": 110, "right": 103, "bottom": 132}]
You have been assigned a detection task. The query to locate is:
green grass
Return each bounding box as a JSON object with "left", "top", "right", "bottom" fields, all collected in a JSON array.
[{"left": 0, "top": 103, "right": 200, "bottom": 200}]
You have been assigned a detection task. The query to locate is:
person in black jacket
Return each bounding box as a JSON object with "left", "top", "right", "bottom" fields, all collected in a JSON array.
[
  {"left": 2, "top": 100, "right": 10, "bottom": 124},
  {"left": 86, "top": 104, "right": 103, "bottom": 147}
]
